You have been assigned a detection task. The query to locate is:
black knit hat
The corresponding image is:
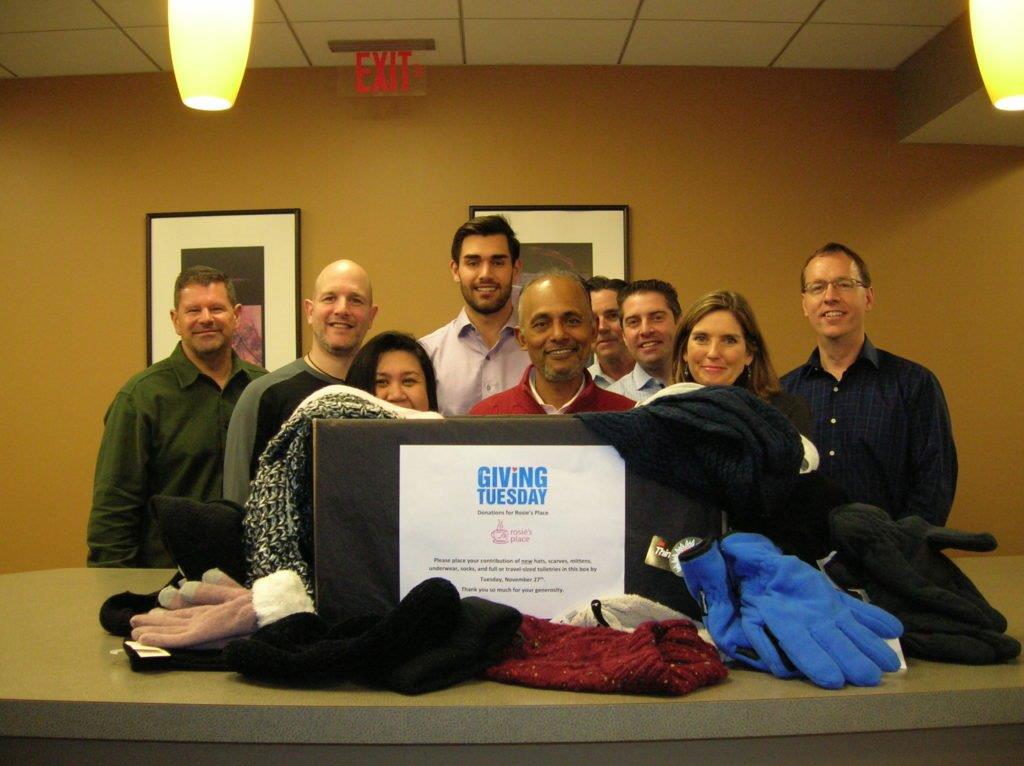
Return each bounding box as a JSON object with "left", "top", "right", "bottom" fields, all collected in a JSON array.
[
  {"left": 224, "top": 577, "right": 462, "bottom": 683},
  {"left": 224, "top": 578, "right": 521, "bottom": 693},
  {"left": 151, "top": 495, "right": 248, "bottom": 582}
]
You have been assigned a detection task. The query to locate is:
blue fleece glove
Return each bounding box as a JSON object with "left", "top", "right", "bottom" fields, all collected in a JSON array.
[
  {"left": 669, "top": 537, "right": 782, "bottom": 675},
  {"left": 720, "top": 532, "right": 903, "bottom": 689}
]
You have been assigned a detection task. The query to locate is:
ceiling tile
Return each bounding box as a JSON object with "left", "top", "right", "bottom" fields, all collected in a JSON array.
[
  {"left": 279, "top": 0, "right": 458, "bottom": 21},
  {"left": 293, "top": 19, "right": 463, "bottom": 65},
  {"left": 623, "top": 19, "right": 798, "bottom": 65},
  {"left": 94, "top": 0, "right": 165, "bottom": 27},
  {"left": 0, "top": 0, "right": 980, "bottom": 78},
  {"left": 126, "top": 22, "right": 308, "bottom": 72},
  {"left": 119, "top": 26, "right": 169, "bottom": 69},
  {"left": 465, "top": 19, "right": 630, "bottom": 64},
  {"left": 775, "top": 23, "right": 943, "bottom": 69},
  {"left": 640, "top": 0, "right": 820, "bottom": 22},
  {"left": 463, "top": 0, "right": 638, "bottom": 18},
  {"left": 99, "top": 1, "right": 284, "bottom": 28},
  {"left": 0, "top": 0, "right": 113, "bottom": 33},
  {"left": 812, "top": 0, "right": 967, "bottom": 26},
  {"left": 0, "top": 28, "right": 158, "bottom": 76},
  {"left": 248, "top": 22, "right": 311, "bottom": 68}
]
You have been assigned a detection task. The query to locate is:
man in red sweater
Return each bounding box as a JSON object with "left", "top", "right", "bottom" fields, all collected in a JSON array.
[{"left": 470, "top": 272, "right": 635, "bottom": 415}]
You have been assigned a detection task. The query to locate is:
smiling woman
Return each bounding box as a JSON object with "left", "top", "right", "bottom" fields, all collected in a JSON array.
[
  {"left": 345, "top": 332, "right": 439, "bottom": 412},
  {"left": 672, "top": 290, "right": 812, "bottom": 436}
]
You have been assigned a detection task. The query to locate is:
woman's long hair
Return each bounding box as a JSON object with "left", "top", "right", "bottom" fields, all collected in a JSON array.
[{"left": 671, "top": 290, "right": 781, "bottom": 401}]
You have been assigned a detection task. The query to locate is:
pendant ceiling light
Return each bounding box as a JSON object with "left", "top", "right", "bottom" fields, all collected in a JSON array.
[
  {"left": 970, "top": 0, "right": 1024, "bottom": 111},
  {"left": 168, "top": 0, "right": 254, "bottom": 111}
]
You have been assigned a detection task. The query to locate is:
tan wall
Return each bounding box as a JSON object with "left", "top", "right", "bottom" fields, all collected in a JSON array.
[{"left": 2, "top": 65, "right": 1022, "bottom": 573}]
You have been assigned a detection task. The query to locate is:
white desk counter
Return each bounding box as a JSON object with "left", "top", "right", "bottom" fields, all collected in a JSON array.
[{"left": 1, "top": 558, "right": 1021, "bottom": 765}]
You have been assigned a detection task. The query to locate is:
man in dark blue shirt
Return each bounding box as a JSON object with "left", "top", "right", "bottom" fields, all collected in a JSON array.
[{"left": 780, "top": 243, "right": 957, "bottom": 525}]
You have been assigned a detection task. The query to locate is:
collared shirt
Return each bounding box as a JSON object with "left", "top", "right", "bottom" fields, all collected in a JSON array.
[
  {"left": 87, "top": 343, "right": 264, "bottom": 567},
  {"left": 587, "top": 360, "right": 621, "bottom": 390},
  {"left": 780, "top": 336, "right": 957, "bottom": 525},
  {"left": 607, "top": 364, "right": 665, "bottom": 403},
  {"left": 528, "top": 368, "right": 586, "bottom": 414},
  {"left": 420, "top": 306, "right": 530, "bottom": 416},
  {"left": 469, "top": 366, "right": 635, "bottom": 416}
]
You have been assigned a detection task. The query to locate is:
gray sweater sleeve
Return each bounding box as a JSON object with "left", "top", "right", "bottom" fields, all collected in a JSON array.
[{"left": 223, "top": 375, "right": 268, "bottom": 505}]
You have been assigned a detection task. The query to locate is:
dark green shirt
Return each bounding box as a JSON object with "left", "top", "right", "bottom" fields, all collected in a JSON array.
[{"left": 87, "top": 343, "right": 265, "bottom": 567}]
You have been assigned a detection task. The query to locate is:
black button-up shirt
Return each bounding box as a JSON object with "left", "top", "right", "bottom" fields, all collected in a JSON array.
[{"left": 781, "top": 337, "right": 957, "bottom": 525}]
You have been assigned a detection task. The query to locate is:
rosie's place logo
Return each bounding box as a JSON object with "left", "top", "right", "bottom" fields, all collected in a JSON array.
[
  {"left": 476, "top": 465, "right": 548, "bottom": 505},
  {"left": 491, "top": 520, "right": 531, "bottom": 544}
]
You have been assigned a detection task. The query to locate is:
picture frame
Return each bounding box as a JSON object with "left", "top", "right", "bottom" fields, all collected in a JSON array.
[
  {"left": 147, "top": 209, "right": 301, "bottom": 370},
  {"left": 468, "top": 205, "right": 629, "bottom": 284}
]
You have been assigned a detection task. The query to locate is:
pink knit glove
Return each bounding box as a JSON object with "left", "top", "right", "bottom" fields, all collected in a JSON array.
[
  {"left": 155, "top": 568, "right": 247, "bottom": 610},
  {"left": 129, "top": 569, "right": 313, "bottom": 650},
  {"left": 130, "top": 597, "right": 256, "bottom": 649}
]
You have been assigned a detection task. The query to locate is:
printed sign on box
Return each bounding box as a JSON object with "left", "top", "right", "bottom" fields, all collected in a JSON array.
[{"left": 399, "top": 445, "right": 625, "bottom": 617}]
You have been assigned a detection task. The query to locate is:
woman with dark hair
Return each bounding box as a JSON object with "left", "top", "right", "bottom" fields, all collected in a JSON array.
[
  {"left": 672, "top": 290, "right": 811, "bottom": 435},
  {"left": 345, "top": 331, "right": 439, "bottom": 412}
]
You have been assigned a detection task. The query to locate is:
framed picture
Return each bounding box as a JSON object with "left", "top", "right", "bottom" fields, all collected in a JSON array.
[
  {"left": 468, "top": 205, "right": 629, "bottom": 284},
  {"left": 147, "top": 209, "right": 301, "bottom": 370}
]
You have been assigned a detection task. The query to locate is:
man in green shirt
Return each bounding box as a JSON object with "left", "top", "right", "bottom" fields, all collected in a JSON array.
[{"left": 86, "top": 266, "right": 265, "bottom": 567}]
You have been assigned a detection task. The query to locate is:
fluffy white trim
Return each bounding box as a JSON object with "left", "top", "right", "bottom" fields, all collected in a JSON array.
[
  {"left": 294, "top": 384, "right": 444, "bottom": 419},
  {"left": 799, "top": 434, "right": 819, "bottom": 473},
  {"left": 251, "top": 570, "right": 315, "bottom": 628}
]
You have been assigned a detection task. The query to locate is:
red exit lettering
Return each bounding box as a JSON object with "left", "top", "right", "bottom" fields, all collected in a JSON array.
[{"left": 354, "top": 51, "right": 424, "bottom": 94}]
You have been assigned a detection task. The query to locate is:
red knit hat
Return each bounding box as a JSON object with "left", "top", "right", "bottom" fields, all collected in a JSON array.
[{"left": 485, "top": 617, "right": 727, "bottom": 695}]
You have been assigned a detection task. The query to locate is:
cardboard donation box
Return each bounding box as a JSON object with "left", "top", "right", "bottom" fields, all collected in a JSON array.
[{"left": 313, "top": 418, "right": 722, "bottom": 623}]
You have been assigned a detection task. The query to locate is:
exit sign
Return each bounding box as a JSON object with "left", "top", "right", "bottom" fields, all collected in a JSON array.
[{"left": 354, "top": 51, "right": 425, "bottom": 96}]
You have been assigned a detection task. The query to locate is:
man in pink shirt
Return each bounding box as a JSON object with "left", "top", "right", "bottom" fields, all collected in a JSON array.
[{"left": 420, "top": 216, "right": 530, "bottom": 415}]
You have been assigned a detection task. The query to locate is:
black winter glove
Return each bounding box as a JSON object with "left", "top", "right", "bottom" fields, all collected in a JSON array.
[
  {"left": 896, "top": 611, "right": 1022, "bottom": 665},
  {"left": 826, "top": 504, "right": 1020, "bottom": 664}
]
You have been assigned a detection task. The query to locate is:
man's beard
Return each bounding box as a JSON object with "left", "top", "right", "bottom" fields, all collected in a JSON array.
[
  {"left": 186, "top": 332, "right": 230, "bottom": 359},
  {"left": 540, "top": 350, "right": 584, "bottom": 383},
  {"left": 461, "top": 281, "right": 512, "bottom": 315}
]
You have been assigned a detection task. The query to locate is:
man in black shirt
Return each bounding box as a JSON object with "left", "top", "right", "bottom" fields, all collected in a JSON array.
[
  {"left": 224, "top": 260, "right": 378, "bottom": 503},
  {"left": 780, "top": 243, "right": 957, "bottom": 525}
]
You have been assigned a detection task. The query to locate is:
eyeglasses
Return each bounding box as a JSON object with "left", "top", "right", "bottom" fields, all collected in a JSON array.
[{"left": 802, "top": 277, "right": 866, "bottom": 297}]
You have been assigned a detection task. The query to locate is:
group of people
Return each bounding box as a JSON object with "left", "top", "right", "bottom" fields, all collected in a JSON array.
[{"left": 86, "top": 215, "right": 958, "bottom": 569}]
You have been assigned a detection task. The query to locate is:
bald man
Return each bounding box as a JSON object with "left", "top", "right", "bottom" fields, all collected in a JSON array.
[
  {"left": 470, "top": 271, "right": 634, "bottom": 415},
  {"left": 223, "top": 260, "right": 378, "bottom": 503}
]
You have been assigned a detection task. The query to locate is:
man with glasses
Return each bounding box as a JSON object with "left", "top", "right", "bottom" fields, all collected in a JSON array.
[{"left": 781, "top": 243, "right": 957, "bottom": 525}]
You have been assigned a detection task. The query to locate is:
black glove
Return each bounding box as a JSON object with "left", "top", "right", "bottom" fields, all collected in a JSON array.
[
  {"left": 896, "top": 610, "right": 1022, "bottom": 665},
  {"left": 827, "top": 504, "right": 1020, "bottom": 664}
]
